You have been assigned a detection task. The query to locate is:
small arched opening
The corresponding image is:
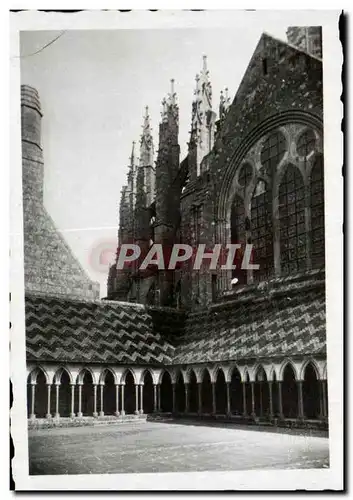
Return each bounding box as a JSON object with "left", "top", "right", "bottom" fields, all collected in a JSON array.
[
  {"left": 188, "top": 370, "right": 198, "bottom": 413},
  {"left": 27, "top": 369, "right": 48, "bottom": 418},
  {"left": 124, "top": 370, "right": 136, "bottom": 415},
  {"left": 58, "top": 369, "right": 71, "bottom": 417},
  {"left": 160, "top": 371, "right": 173, "bottom": 412},
  {"left": 230, "top": 366, "right": 243, "bottom": 415},
  {"left": 142, "top": 371, "right": 154, "bottom": 414},
  {"left": 201, "top": 369, "right": 213, "bottom": 414},
  {"left": 175, "top": 371, "right": 186, "bottom": 413},
  {"left": 81, "top": 370, "right": 94, "bottom": 416},
  {"left": 255, "top": 367, "right": 269, "bottom": 418},
  {"left": 102, "top": 370, "right": 115, "bottom": 416},
  {"left": 215, "top": 369, "right": 227, "bottom": 414},
  {"left": 282, "top": 364, "right": 298, "bottom": 418},
  {"left": 303, "top": 363, "right": 320, "bottom": 419}
]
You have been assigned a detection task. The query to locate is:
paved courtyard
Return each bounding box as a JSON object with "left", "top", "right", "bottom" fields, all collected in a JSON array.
[{"left": 28, "top": 421, "right": 329, "bottom": 475}]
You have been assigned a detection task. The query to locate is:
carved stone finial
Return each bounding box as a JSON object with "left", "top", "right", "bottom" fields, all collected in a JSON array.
[{"left": 203, "top": 55, "right": 207, "bottom": 72}]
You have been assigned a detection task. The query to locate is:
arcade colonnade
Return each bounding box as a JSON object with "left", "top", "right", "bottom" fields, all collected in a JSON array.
[{"left": 26, "top": 357, "right": 328, "bottom": 421}]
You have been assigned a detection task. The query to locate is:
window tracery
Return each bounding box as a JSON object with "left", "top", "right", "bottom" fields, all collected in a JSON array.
[{"left": 279, "top": 165, "right": 306, "bottom": 275}]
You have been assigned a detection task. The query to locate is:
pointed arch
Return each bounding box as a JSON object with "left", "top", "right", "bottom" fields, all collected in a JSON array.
[
  {"left": 282, "top": 363, "right": 298, "bottom": 418},
  {"left": 54, "top": 367, "right": 72, "bottom": 417},
  {"left": 77, "top": 366, "right": 96, "bottom": 385},
  {"left": 158, "top": 368, "right": 172, "bottom": 385},
  {"left": 54, "top": 366, "right": 73, "bottom": 385},
  {"left": 215, "top": 367, "right": 227, "bottom": 414},
  {"left": 299, "top": 358, "right": 320, "bottom": 381},
  {"left": 139, "top": 367, "right": 154, "bottom": 385},
  {"left": 120, "top": 367, "right": 136, "bottom": 385},
  {"left": 201, "top": 366, "right": 213, "bottom": 414},
  {"left": 229, "top": 365, "right": 242, "bottom": 415},
  {"left": 79, "top": 369, "right": 95, "bottom": 416},
  {"left": 175, "top": 369, "right": 186, "bottom": 413},
  {"left": 279, "top": 359, "right": 299, "bottom": 381},
  {"left": 212, "top": 365, "right": 226, "bottom": 383},
  {"left": 27, "top": 366, "right": 48, "bottom": 418},
  {"left": 142, "top": 369, "right": 154, "bottom": 414},
  {"left": 254, "top": 365, "right": 269, "bottom": 418},
  {"left": 302, "top": 361, "right": 321, "bottom": 419},
  {"left": 28, "top": 365, "right": 50, "bottom": 385},
  {"left": 160, "top": 370, "right": 173, "bottom": 412},
  {"left": 188, "top": 368, "right": 198, "bottom": 413}
]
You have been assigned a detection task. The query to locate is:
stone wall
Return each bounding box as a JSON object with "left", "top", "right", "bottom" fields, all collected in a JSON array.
[
  {"left": 179, "top": 33, "right": 323, "bottom": 309},
  {"left": 21, "top": 85, "right": 100, "bottom": 299}
]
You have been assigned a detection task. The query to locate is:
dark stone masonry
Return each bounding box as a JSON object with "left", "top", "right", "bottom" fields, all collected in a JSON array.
[{"left": 24, "top": 26, "right": 327, "bottom": 429}]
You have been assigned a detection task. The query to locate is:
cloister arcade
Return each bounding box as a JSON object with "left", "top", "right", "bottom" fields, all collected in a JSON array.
[{"left": 26, "top": 358, "right": 328, "bottom": 423}]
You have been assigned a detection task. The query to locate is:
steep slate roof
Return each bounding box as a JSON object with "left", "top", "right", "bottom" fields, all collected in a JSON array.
[
  {"left": 25, "top": 293, "right": 175, "bottom": 365},
  {"left": 173, "top": 270, "right": 326, "bottom": 364},
  {"left": 25, "top": 271, "right": 326, "bottom": 367}
]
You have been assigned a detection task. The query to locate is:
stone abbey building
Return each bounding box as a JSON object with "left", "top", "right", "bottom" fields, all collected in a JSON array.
[{"left": 24, "top": 27, "right": 327, "bottom": 427}]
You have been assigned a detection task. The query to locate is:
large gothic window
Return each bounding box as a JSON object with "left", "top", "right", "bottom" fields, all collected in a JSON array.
[
  {"left": 251, "top": 181, "right": 274, "bottom": 282},
  {"left": 279, "top": 165, "right": 306, "bottom": 275},
  {"left": 231, "top": 194, "right": 246, "bottom": 284},
  {"left": 310, "top": 156, "right": 325, "bottom": 269}
]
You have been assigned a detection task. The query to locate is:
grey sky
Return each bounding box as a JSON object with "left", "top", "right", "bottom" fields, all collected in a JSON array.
[{"left": 20, "top": 24, "right": 292, "bottom": 295}]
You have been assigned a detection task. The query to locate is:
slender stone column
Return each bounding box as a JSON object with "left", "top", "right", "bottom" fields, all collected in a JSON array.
[
  {"left": 297, "top": 380, "right": 304, "bottom": 420},
  {"left": 77, "top": 384, "right": 83, "bottom": 418},
  {"left": 139, "top": 385, "right": 143, "bottom": 414},
  {"left": 46, "top": 384, "right": 51, "bottom": 418},
  {"left": 99, "top": 384, "right": 104, "bottom": 416},
  {"left": 70, "top": 384, "right": 75, "bottom": 418},
  {"left": 30, "top": 383, "right": 36, "bottom": 419},
  {"left": 185, "top": 383, "right": 189, "bottom": 413},
  {"left": 115, "top": 384, "right": 120, "bottom": 416},
  {"left": 322, "top": 380, "right": 328, "bottom": 418},
  {"left": 226, "top": 382, "right": 231, "bottom": 416},
  {"left": 251, "top": 382, "right": 256, "bottom": 418},
  {"left": 172, "top": 383, "right": 176, "bottom": 413},
  {"left": 93, "top": 384, "right": 98, "bottom": 417},
  {"left": 319, "top": 380, "right": 324, "bottom": 418},
  {"left": 55, "top": 383, "right": 60, "bottom": 418},
  {"left": 268, "top": 382, "right": 273, "bottom": 419},
  {"left": 153, "top": 384, "right": 157, "bottom": 412},
  {"left": 259, "top": 382, "right": 263, "bottom": 417},
  {"left": 134, "top": 385, "right": 139, "bottom": 414},
  {"left": 114, "top": 384, "right": 120, "bottom": 417},
  {"left": 211, "top": 382, "right": 216, "bottom": 415},
  {"left": 157, "top": 384, "right": 161, "bottom": 411},
  {"left": 242, "top": 382, "right": 247, "bottom": 417},
  {"left": 197, "top": 383, "right": 202, "bottom": 414},
  {"left": 120, "top": 385, "right": 125, "bottom": 415},
  {"left": 278, "top": 381, "right": 283, "bottom": 419}
]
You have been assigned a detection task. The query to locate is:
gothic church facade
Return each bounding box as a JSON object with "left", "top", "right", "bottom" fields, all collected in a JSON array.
[{"left": 24, "top": 27, "right": 327, "bottom": 428}]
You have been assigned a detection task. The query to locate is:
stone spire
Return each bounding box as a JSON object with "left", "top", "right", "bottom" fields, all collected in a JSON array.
[
  {"left": 139, "top": 106, "right": 154, "bottom": 167},
  {"left": 138, "top": 106, "right": 155, "bottom": 208},
  {"left": 219, "top": 87, "right": 231, "bottom": 121},
  {"left": 162, "top": 79, "right": 178, "bottom": 123},
  {"left": 126, "top": 141, "right": 137, "bottom": 207},
  {"left": 155, "top": 79, "right": 180, "bottom": 306},
  {"left": 189, "top": 55, "right": 216, "bottom": 179}
]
